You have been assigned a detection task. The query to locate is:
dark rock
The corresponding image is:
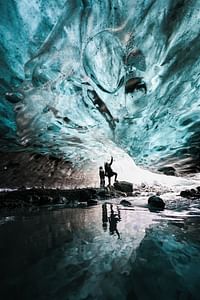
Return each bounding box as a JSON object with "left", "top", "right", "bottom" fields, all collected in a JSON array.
[
  {"left": 58, "top": 196, "right": 68, "bottom": 204},
  {"left": 71, "top": 200, "right": 79, "bottom": 208},
  {"left": 148, "top": 195, "right": 165, "bottom": 209},
  {"left": 115, "top": 190, "right": 128, "bottom": 197},
  {"left": 191, "top": 189, "right": 196, "bottom": 194},
  {"left": 180, "top": 188, "right": 200, "bottom": 199},
  {"left": 78, "top": 202, "right": 88, "bottom": 208},
  {"left": 132, "top": 191, "right": 141, "bottom": 196},
  {"left": 97, "top": 189, "right": 107, "bottom": 198},
  {"left": 18, "top": 186, "right": 26, "bottom": 191},
  {"left": 114, "top": 181, "right": 133, "bottom": 193},
  {"left": 120, "top": 199, "right": 132, "bottom": 206},
  {"left": 87, "top": 199, "right": 98, "bottom": 206},
  {"left": 158, "top": 166, "right": 177, "bottom": 176},
  {"left": 77, "top": 188, "right": 97, "bottom": 202},
  {"left": 180, "top": 190, "right": 193, "bottom": 198},
  {"left": 197, "top": 186, "right": 200, "bottom": 193},
  {"left": 0, "top": 186, "right": 129, "bottom": 209}
]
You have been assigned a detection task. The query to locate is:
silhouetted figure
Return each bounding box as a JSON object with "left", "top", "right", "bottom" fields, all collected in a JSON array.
[
  {"left": 99, "top": 166, "right": 105, "bottom": 188},
  {"left": 104, "top": 156, "right": 117, "bottom": 186},
  {"left": 102, "top": 203, "right": 108, "bottom": 232},
  {"left": 109, "top": 204, "right": 120, "bottom": 239}
]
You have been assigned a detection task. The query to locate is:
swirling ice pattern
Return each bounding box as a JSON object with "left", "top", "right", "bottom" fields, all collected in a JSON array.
[{"left": 0, "top": 0, "right": 200, "bottom": 173}]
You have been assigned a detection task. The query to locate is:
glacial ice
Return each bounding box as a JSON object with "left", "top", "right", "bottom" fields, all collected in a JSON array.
[{"left": 0, "top": 0, "right": 200, "bottom": 177}]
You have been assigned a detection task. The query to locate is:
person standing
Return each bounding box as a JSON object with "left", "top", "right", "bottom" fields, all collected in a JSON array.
[
  {"left": 99, "top": 166, "right": 105, "bottom": 188},
  {"left": 104, "top": 156, "right": 118, "bottom": 186}
]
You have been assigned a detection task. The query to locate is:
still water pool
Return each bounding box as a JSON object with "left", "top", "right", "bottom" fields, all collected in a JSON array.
[{"left": 0, "top": 195, "right": 200, "bottom": 300}]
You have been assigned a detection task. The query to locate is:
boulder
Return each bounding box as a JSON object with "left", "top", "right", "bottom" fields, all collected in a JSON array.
[
  {"left": 197, "top": 186, "right": 200, "bottom": 193},
  {"left": 148, "top": 195, "right": 165, "bottom": 209},
  {"left": 120, "top": 199, "right": 132, "bottom": 206},
  {"left": 78, "top": 188, "right": 97, "bottom": 201},
  {"left": 87, "top": 199, "right": 98, "bottom": 206},
  {"left": 114, "top": 181, "right": 133, "bottom": 194},
  {"left": 58, "top": 196, "right": 68, "bottom": 204},
  {"left": 180, "top": 188, "right": 200, "bottom": 199},
  {"left": 132, "top": 191, "right": 141, "bottom": 197},
  {"left": 180, "top": 190, "right": 193, "bottom": 198},
  {"left": 158, "top": 166, "right": 177, "bottom": 176},
  {"left": 78, "top": 202, "right": 88, "bottom": 208}
]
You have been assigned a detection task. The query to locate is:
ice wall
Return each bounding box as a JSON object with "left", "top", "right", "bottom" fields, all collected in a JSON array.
[{"left": 0, "top": 0, "right": 200, "bottom": 174}]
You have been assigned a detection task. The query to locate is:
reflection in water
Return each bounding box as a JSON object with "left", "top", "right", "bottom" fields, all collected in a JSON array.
[
  {"left": 102, "top": 203, "right": 108, "bottom": 232},
  {"left": 102, "top": 204, "right": 121, "bottom": 238},
  {"left": 109, "top": 204, "right": 121, "bottom": 239},
  {"left": 0, "top": 201, "right": 200, "bottom": 300}
]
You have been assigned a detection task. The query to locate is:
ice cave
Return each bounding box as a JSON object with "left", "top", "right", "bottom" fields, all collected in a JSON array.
[{"left": 0, "top": 1, "right": 200, "bottom": 299}]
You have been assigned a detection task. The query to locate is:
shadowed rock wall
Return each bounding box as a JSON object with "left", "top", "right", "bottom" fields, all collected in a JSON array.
[{"left": 0, "top": 152, "right": 98, "bottom": 189}]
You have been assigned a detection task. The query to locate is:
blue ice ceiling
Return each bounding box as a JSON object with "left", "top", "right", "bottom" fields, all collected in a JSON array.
[{"left": 0, "top": 0, "right": 200, "bottom": 172}]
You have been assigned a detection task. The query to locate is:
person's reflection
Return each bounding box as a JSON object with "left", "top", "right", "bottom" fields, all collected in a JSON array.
[
  {"left": 102, "top": 203, "right": 108, "bottom": 232},
  {"left": 109, "top": 204, "right": 121, "bottom": 239}
]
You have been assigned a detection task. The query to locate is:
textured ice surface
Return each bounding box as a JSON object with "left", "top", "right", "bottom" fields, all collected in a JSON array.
[{"left": 0, "top": 0, "right": 200, "bottom": 175}]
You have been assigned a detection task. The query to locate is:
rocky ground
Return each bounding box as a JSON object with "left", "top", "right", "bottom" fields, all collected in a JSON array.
[
  {"left": 0, "top": 181, "right": 163, "bottom": 209},
  {"left": 0, "top": 180, "right": 199, "bottom": 212},
  {"left": 0, "top": 181, "right": 133, "bottom": 209},
  {"left": 0, "top": 187, "right": 113, "bottom": 209}
]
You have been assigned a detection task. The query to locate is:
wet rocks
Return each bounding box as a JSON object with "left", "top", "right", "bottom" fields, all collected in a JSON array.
[
  {"left": 148, "top": 195, "right": 165, "bottom": 210},
  {"left": 87, "top": 199, "right": 98, "bottom": 206},
  {"left": 132, "top": 191, "right": 141, "bottom": 197},
  {"left": 114, "top": 181, "right": 133, "bottom": 194},
  {"left": 0, "top": 187, "right": 111, "bottom": 209},
  {"left": 180, "top": 190, "right": 193, "bottom": 198},
  {"left": 120, "top": 199, "right": 132, "bottom": 207},
  {"left": 180, "top": 187, "right": 200, "bottom": 199},
  {"left": 58, "top": 196, "right": 68, "bottom": 204},
  {"left": 78, "top": 202, "right": 88, "bottom": 208}
]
